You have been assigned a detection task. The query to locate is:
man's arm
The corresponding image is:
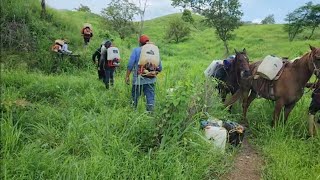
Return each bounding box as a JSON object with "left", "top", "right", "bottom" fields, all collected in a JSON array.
[
  {"left": 92, "top": 49, "right": 99, "bottom": 63},
  {"left": 125, "top": 48, "right": 138, "bottom": 84}
]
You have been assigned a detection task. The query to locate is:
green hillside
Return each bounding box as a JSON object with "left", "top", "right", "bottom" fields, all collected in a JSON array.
[{"left": 1, "top": 0, "right": 320, "bottom": 179}]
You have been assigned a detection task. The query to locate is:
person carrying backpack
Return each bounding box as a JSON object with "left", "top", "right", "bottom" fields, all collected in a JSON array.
[
  {"left": 125, "top": 34, "right": 162, "bottom": 112},
  {"left": 100, "top": 40, "right": 120, "bottom": 89},
  {"left": 92, "top": 41, "right": 107, "bottom": 80},
  {"left": 306, "top": 80, "right": 320, "bottom": 137},
  {"left": 81, "top": 25, "right": 93, "bottom": 46}
]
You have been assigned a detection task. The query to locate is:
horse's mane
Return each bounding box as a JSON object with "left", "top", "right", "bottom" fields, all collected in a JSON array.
[{"left": 292, "top": 51, "right": 312, "bottom": 66}]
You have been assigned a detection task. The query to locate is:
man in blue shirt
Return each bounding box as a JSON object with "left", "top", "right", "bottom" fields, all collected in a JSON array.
[{"left": 125, "top": 35, "right": 162, "bottom": 112}]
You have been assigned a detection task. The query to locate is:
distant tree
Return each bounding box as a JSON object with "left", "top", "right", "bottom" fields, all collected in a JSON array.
[
  {"left": 171, "top": 0, "right": 243, "bottom": 55},
  {"left": 305, "top": 4, "right": 320, "bottom": 39},
  {"left": 284, "top": 2, "right": 319, "bottom": 41},
  {"left": 138, "top": 0, "right": 148, "bottom": 38},
  {"left": 101, "top": 0, "right": 139, "bottom": 39},
  {"left": 181, "top": 9, "right": 194, "bottom": 24},
  {"left": 75, "top": 4, "right": 91, "bottom": 13},
  {"left": 261, "top": 14, "right": 275, "bottom": 24},
  {"left": 165, "top": 17, "right": 191, "bottom": 43}
]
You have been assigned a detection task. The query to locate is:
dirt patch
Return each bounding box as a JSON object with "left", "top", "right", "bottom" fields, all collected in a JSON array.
[{"left": 221, "top": 138, "right": 263, "bottom": 180}]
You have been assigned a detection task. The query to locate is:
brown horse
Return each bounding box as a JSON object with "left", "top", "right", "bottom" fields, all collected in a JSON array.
[
  {"left": 225, "top": 45, "right": 320, "bottom": 126},
  {"left": 214, "top": 49, "right": 251, "bottom": 108}
]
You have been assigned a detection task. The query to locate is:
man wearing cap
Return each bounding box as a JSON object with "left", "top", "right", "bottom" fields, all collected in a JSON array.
[
  {"left": 125, "top": 35, "right": 162, "bottom": 112},
  {"left": 100, "top": 40, "right": 115, "bottom": 89}
]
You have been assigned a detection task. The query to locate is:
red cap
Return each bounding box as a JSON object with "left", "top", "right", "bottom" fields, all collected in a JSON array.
[{"left": 139, "top": 35, "right": 149, "bottom": 44}]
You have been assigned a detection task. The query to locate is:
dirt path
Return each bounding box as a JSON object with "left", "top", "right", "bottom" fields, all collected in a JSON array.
[{"left": 221, "top": 138, "right": 263, "bottom": 180}]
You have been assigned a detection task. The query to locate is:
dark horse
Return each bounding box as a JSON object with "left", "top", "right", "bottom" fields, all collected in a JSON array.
[
  {"left": 214, "top": 49, "right": 251, "bottom": 107},
  {"left": 225, "top": 45, "right": 320, "bottom": 126}
]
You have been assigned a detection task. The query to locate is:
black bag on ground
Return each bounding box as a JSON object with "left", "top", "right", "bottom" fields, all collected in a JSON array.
[{"left": 222, "top": 121, "right": 245, "bottom": 146}]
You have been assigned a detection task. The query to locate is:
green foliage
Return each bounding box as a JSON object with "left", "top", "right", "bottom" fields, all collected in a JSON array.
[
  {"left": 181, "top": 9, "right": 194, "bottom": 24},
  {"left": 261, "top": 14, "right": 275, "bottom": 24},
  {"left": 75, "top": 4, "right": 91, "bottom": 13},
  {"left": 165, "top": 17, "right": 191, "bottom": 43},
  {"left": 101, "top": 0, "right": 140, "bottom": 39},
  {"left": 172, "top": 0, "right": 243, "bottom": 55},
  {"left": 284, "top": 1, "right": 320, "bottom": 41}
]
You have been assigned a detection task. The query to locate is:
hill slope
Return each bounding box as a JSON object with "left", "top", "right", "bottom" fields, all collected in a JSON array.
[{"left": 1, "top": 1, "right": 320, "bottom": 179}]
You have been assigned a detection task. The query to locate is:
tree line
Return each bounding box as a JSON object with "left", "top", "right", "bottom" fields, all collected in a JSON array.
[{"left": 41, "top": 0, "right": 319, "bottom": 53}]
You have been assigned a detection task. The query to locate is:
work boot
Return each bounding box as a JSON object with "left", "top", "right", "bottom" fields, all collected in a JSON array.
[{"left": 308, "top": 114, "right": 316, "bottom": 137}]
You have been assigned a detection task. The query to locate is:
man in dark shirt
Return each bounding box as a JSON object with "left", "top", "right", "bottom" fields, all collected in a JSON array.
[
  {"left": 306, "top": 80, "right": 320, "bottom": 137},
  {"left": 92, "top": 43, "right": 105, "bottom": 80}
]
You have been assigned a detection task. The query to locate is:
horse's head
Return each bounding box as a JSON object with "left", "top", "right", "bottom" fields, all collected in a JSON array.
[
  {"left": 309, "top": 45, "right": 320, "bottom": 78},
  {"left": 234, "top": 48, "right": 251, "bottom": 78}
]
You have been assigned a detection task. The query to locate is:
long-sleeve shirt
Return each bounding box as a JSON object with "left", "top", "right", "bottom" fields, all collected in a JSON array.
[
  {"left": 127, "top": 47, "right": 162, "bottom": 85},
  {"left": 307, "top": 80, "right": 320, "bottom": 104},
  {"left": 62, "top": 44, "right": 72, "bottom": 54},
  {"left": 92, "top": 47, "right": 101, "bottom": 63}
]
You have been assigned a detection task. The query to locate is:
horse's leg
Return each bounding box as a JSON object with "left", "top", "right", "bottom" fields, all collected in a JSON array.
[
  {"left": 284, "top": 102, "right": 296, "bottom": 124},
  {"left": 225, "top": 89, "right": 241, "bottom": 107},
  {"left": 273, "top": 99, "right": 284, "bottom": 127},
  {"left": 244, "top": 90, "right": 257, "bottom": 122},
  {"left": 241, "top": 90, "right": 251, "bottom": 122}
]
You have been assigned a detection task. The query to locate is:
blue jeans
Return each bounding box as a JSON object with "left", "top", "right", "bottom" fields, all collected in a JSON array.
[
  {"left": 104, "top": 68, "right": 115, "bottom": 89},
  {"left": 132, "top": 84, "right": 155, "bottom": 111}
]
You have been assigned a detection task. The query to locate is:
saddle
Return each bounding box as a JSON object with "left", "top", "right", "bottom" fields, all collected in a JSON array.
[{"left": 253, "top": 60, "right": 290, "bottom": 100}]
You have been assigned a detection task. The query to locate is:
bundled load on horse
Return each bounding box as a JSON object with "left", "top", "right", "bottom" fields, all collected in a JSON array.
[
  {"left": 204, "top": 55, "right": 236, "bottom": 80},
  {"left": 204, "top": 60, "right": 223, "bottom": 77},
  {"left": 256, "top": 55, "right": 283, "bottom": 80},
  {"left": 138, "top": 42, "right": 160, "bottom": 77}
]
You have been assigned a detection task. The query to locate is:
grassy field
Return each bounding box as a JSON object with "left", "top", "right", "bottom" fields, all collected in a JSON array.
[{"left": 1, "top": 0, "right": 320, "bottom": 179}]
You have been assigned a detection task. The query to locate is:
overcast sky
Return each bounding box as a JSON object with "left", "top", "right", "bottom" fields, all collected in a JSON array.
[{"left": 46, "top": 0, "right": 320, "bottom": 23}]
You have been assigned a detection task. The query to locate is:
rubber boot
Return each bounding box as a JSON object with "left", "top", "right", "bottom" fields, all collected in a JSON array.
[{"left": 308, "top": 114, "right": 316, "bottom": 137}]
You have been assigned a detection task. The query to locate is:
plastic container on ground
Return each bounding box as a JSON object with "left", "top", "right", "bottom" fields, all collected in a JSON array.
[{"left": 204, "top": 126, "right": 227, "bottom": 151}]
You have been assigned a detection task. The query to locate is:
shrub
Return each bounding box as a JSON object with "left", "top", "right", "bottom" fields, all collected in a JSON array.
[{"left": 165, "top": 17, "right": 191, "bottom": 43}]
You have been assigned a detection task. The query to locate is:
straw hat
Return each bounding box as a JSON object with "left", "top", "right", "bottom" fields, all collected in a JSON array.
[
  {"left": 83, "top": 23, "right": 92, "bottom": 29},
  {"left": 55, "top": 39, "right": 64, "bottom": 46}
]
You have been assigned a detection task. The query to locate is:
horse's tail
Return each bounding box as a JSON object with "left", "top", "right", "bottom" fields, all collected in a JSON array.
[{"left": 225, "top": 89, "right": 242, "bottom": 107}]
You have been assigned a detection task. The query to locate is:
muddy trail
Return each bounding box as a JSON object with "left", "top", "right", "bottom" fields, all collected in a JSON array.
[{"left": 222, "top": 137, "right": 264, "bottom": 180}]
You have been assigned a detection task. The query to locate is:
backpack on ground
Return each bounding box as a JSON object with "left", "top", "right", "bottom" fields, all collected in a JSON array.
[
  {"left": 138, "top": 42, "right": 160, "bottom": 77},
  {"left": 106, "top": 46, "right": 121, "bottom": 67}
]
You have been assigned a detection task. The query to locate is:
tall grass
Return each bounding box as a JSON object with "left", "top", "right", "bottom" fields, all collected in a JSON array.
[{"left": 1, "top": 1, "right": 320, "bottom": 179}]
